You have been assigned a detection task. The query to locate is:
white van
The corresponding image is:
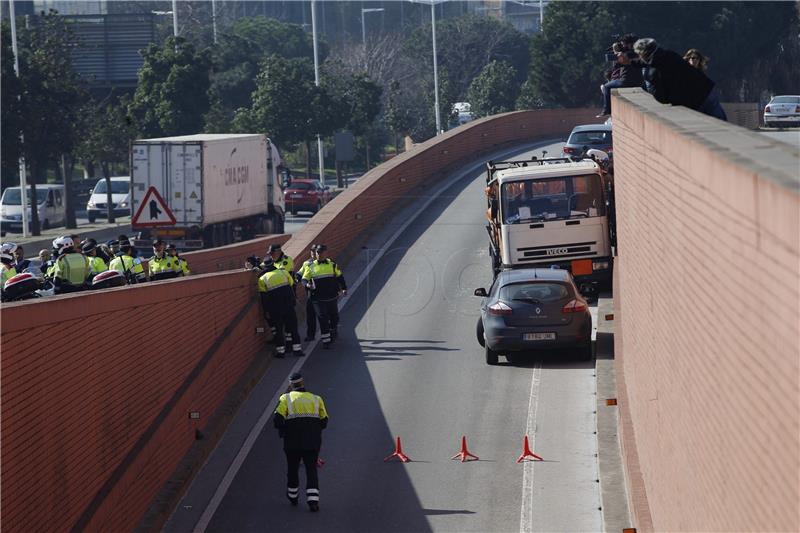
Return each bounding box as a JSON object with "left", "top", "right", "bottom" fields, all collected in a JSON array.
[
  {"left": 86, "top": 176, "right": 131, "bottom": 222},
  {"left": 0, "top": 184, "right": 66, "bottom": 235}
]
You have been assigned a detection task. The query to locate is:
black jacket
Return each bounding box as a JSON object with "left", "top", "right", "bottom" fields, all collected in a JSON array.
[{"left": 644, "top": 48, "right": 714, "bottom": 110}]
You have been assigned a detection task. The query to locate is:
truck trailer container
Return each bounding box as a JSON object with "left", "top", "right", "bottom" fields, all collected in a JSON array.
[{"left": 130, "top": 134, "right": 286, "bottom": 250}]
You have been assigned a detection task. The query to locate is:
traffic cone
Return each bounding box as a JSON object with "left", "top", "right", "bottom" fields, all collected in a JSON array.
[
  {"left": 451, "top": 436, "right": 479, "bottom": 462},
  {"left": 516, "top": 435, "right": 543, "bottom": 462},
  {"left": 316, "top": 458, "right": 325, "bottom": 468},
  {"left": 383, "top": 436, "right": 411, "bottom": 463}
]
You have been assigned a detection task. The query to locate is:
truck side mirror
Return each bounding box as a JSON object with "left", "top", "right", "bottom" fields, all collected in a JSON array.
[{"left": 474, "top": 288, "right": 487, "bottom": 297}]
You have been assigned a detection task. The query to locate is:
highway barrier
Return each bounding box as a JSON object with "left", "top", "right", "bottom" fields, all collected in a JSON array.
[
  {"left": 611, "top": 88, "right": 799, "bottom": 532},
  {"left": 0, "top": 108, "right": 598, "bottom": 532}
]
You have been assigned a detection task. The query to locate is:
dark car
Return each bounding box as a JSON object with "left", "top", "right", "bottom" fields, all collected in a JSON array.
[
  {"left": 562, "top": 124, "right": 613, "bottom": 159},
  {"left": 284, "top": 179, "right": 333, "bottom": 215},
  {"left": 474, "top": 268, "right": 592, "bottom": 365}
]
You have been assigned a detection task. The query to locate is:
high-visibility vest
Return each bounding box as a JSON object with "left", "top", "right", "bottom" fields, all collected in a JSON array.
[
  {"left": 275, "top": 390, "right": 328, "bottom": 420},
  {"left": 109, "top": 254, "right": 146, "bottom": 281},
  {"left": 258, "top": 268, "right": 294, "bottom": 293},
  {"left": 53, "top": 253, "right": 90, "bottom": 285},
  {"left": 1, "top": 265, "right": 17, "bottom": 288},
  {"left": 149, "top": 255, "right": 175, "bottom": 275},
  {"left": 89, "top": 256, "right": 108, "bottom": 274}
]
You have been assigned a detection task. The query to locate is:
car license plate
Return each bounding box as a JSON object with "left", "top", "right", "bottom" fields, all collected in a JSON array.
[
  {"left": 291, "top": 194, "right": 303, "bottom": 198},
  {"left": 524, "top": 332, "right": 556, "bottom": 341}
]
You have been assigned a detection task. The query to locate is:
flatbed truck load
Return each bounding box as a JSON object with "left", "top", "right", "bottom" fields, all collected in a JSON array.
[
  {"left": 130, "top": 133, "right": 287, "bottom": 250},
  {"left": 485, "top": 155, "right": 616, "bottom": 292}
]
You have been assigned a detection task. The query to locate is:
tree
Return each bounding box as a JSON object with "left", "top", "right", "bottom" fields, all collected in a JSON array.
[
  {"left": 76, "top": 96, "right": 137, "bottom": 224},
  {"left": 16, "top": 10, "right": 86, "bottom": 235},
  {"left": 384, "top": 79, "right": 413, "bottom": 153},
  {"left": 1, "top": 22, "right": 23, "bottom": 186},
  {"left": 206, "top": 16, "right": 324, "bottom": 132},
  {"left": 128, "top": 37, "right": 211, "bottom": 137},
  {"left": 467, "top": 60, "right": 519, "bottom": 118},
  {"left": 404, "top": 15, "right": 530, "bottom": 100}
]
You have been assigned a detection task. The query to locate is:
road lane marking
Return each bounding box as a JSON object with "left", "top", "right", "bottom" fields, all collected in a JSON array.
[
  {"left": 520, "top": 362, "right": 542, "bottom": 533},
  {"left": 191, "top": 140, "right": 561, "bottom": 532}
]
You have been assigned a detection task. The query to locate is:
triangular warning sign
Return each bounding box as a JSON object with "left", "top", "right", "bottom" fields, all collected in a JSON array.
[{"left": 132, "top": 186, "right": 177, "bottom": 227}]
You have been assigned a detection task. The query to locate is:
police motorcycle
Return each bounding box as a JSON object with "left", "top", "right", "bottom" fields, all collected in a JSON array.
[{"left": 1, "top": 266, "right": 54, "bottom": 302}]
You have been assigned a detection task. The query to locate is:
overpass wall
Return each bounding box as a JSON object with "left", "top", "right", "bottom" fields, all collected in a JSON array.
[
  {"left": 611, "top": 89, "right": 799, "bottom": 532},
  {"left": 0, "top": 107, "right": 599, "bottom": 532}
]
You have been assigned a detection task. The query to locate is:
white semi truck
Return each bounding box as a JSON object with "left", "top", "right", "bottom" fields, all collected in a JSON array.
[
  {"left": 484, "top": 156, "right": 616, "bottom": 292},
  {"left": 130, "top": 134, "right": 287, "bottom": 250}
]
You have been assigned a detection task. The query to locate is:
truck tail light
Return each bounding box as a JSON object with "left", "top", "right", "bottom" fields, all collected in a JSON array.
[
  {"left": 562, "top": 299, "right": 588, "bottom": 314},
  {"left": 488, "top": 301, "right": 513, "bottom": 316}
]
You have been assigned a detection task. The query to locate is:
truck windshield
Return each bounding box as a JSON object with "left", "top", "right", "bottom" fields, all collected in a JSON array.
[
  {"left": 1, "top": 188, "right": 49, "bottom": 206},
  {"left": 501, "top": 174, "right": 605, "bottom": 224}
]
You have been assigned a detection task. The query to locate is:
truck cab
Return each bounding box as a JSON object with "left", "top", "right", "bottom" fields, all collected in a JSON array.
[{"left": 485, "top": 157, "right": 615, "bottom": 292}]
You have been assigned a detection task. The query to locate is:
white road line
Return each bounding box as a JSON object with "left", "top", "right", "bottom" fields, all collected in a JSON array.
[
  {"left": 519, "top": 362, "right": 542, "bottom": 533},
  {"left": 191, "top": 141, "right": 559, "bottom": 533}
]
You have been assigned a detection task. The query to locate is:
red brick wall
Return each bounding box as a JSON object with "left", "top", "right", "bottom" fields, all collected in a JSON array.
[
  {"left": 0, "top": 108, "right": 598, "bottom": 532},
  {"left": 612, "top": 89, "right": 800, "bottom": 532}
]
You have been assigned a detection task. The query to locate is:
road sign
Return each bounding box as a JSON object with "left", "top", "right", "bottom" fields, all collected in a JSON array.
[{"left": 132, "top": 186, "right": 177, "bottom": 227}]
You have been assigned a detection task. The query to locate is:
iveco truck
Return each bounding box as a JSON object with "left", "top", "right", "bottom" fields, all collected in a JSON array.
[
  {"left": 484, "top": 156, "right": 615, "bottom": 292},
  {"left": 130, "top": 134, "right": 286, "bottom": 250}
]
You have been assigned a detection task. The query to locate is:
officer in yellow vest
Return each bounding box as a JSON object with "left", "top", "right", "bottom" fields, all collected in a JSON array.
[
  {"left": 51, "top": 236, "right": 91, "bottom": 293},
  {"left": 82, "top": 240, "right": 108, "bottom": 276},
  {"left": 166, "top": 244, "right": 190, "bottom": 276},
  {"left": 109, "top": 242, "right": 147, "bottom": 284},
  {"left": 273, "top": 372, "right": 328, "bottom": 512},
  {"left": 264, "top": 243, "right": 294, "bottom": 277},
  {"left": 1, "top": 243, "right": 18, "bottom": 289},
  {"left": 295, "top": 244, "right": 319, "bottom": 341},
  {"left": 301, "top": 245, "right": 346, "bottom": 348},
  {"left": 258, "top": 256, "right": 303, "bottom": 357},
  {"left": 149, "top": 239, "right": 179, "bottom": 281}
]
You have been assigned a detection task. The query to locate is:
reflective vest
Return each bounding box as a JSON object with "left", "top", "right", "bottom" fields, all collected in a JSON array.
[
  {"left": 149, "top": 255, "right": 175, "bottom": 275},
  {"left": 109, "top": 254, "right": 146, "bottom": 281},
  {"left": 302, "top": 259, "right": 345, "bottom": 301},
  {"left": 275, "top": 390, "right": 328, "bottom": 420},
  {"left": 274, "top": 390, "right": 329, "bottom": 451},
  {"left": 53, "top": 253, "right": 90, "bottom": 285},
  {"left": 258, "top": 268, "right": 294, "bottom": 293},
  {"left": 1, "top": 265, "right": 17, "bottom": 288},
  {"left": 89, "top": 256, "right": 108, "bottom": 274},
  {"left": 171, "top": 257, "right": 190, "bottom": 276}
]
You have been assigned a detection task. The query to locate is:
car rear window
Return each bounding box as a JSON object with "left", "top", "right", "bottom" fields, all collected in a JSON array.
[
  {"left": 771, "top": 96, "right": 800, "bottom": 104},
  {"left": 499, "top": 282, "right": 571, "bottom": 302},
  {"left": 568, "top": 130, "right": 612, "bottom": 145},
  {"left": 288, "top": 182, "right": 313, "bottom": 190}
]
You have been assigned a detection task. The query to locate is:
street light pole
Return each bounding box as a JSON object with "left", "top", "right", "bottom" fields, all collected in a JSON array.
[
  {"left": 211, "top": 0, "right": 218, "bottom": 44},
  {"left": 8, "top": 0, "right": 29, "bottom": 237},
  {"left": 430, "top": 2, "right": 442, "bottom": 135},
  {"left": 311, "top": 0, "right": 324, "bottom": 183},
  {"left": 172, "top": 0, "right": 179, "bottom": 50}
]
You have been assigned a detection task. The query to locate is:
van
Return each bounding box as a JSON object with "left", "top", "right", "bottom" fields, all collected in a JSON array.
[
  {"left": 86, "top": 176, "right": 131, "bottom": 222},
  {"left": 0, "top": 184, "right": 66, "bottom": 235}
]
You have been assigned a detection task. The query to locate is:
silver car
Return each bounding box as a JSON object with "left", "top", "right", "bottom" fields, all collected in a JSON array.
[
  {"left": 763, "top": 95, "right": 800, "bottom": 128},
  {"left": 474, "top": 268, "right": 592, "bottom": 365}
]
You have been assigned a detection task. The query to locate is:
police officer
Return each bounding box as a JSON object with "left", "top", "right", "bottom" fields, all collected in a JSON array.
[
  {"left": 166, "top": 244, "right": 190, "bottom": 276},
  {"left": 295, "top": 244, "right": 319, "bottom": 341},
  {"left": 1, "top": 243, "right": 18, "bottom": 288},
  {"left": 258, "top": 256, "right": 304, "bottom": 357},
  {"left": 82, "top": 240, "right": 108, "bottom": 276},
  {"left": 273, "top": 372, "right": 328, "bottom": 512},
  {"left": 149, "top": 239, "right": 178, "bottom": 281},
  {"left": 51, "top": 236, "right": 91, "bottom": 293},
  {"left": 264, "top": 243, "right": 294, "bottom": 277},
  {"left": 109, "top": 241, "right": 147, "bottom": 283},
  {"left": 301, "top": 245, "right": 346, "bottom": 348}
]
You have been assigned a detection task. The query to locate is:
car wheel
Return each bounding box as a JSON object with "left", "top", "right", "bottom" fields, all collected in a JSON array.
[
  {"left": 313, "top": 200, "right": 322, "bottom": 214},
  {"left": 485, "top": 345, "right": 498, "bottom": 365},
  {"left": 476, "top": 318, "right": 485, "bottom": 347},
  {"left": 581, "top": 341, "right": 594, "bottom": 361},
  {"left": 88, "top": 214, "right": 96, "bottom": 223}
]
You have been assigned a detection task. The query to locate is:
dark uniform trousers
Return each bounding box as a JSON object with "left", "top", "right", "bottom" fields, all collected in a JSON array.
[
  {"left": 285, "top": 449, "right": 320, "bottom": 497},
  {"left": 314, "top": 298, "right": 340, "bottom": 343},
  {"left": 268, "top": 305, "right": 301, "bottom": 356}
]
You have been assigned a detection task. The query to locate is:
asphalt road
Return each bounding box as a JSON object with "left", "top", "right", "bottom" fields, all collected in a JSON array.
[{"left": 168, "top": 139, "right": 608, "bottom": 533}]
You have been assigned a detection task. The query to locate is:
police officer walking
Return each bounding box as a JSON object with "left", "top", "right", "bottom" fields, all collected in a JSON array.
[
  {"left": 258, "top": 256, "right": 304, "bottom": 357},
  {"left": 301, "top": 245, "right": 346, "bottom": 348},
  {"left": 273, "top": 372, "right": 328, "bottom": 512},
  {"left": 295, "top": 244, "right": 319, "bottom": 341}
]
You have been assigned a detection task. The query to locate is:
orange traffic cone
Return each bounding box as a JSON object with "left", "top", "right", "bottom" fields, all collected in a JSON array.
[
  {"left": 516, "top": 435, "right": 543, "bottom": 462},
  {"left": 384, "top": 436, "right": 411, "bottom": 463},
  {"left": 451, "top": 436, "right": 479, "bottom": 462}
]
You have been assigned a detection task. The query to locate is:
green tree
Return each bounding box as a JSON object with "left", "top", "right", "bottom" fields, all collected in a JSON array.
[
  {"left": 16, "top": 10, "right": 86, "bottom": 235},
  {"left": 128, "top": 37, "right": 211, "bottom": 137},
  {"left": 76, "top": 97, "right": 137, "bottom": 224},
  {"left": 1, "top": 22, "right": 23, "bottom": 186},
  {"left": 206, "top": 16, "right": 324, "bottom": 132},
  {"left": 384, "top": 79, "right": 413, "bottom": 153},
  {"left": 405, "top": 15, "right": 529, "bottom": 99},
  {"left": 467, "top": 60, "right": 519, "bottom": 118}
]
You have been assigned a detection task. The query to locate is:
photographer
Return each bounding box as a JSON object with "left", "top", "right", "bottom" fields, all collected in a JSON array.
[
  {"left": 598, "top": 34, "right": 643, "bottom": 118},
  {"left": 634, "top": 38, "right": 727, "bottom": 121}
]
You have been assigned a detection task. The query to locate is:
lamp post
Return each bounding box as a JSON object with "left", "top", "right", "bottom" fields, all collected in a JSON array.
[
  {"left": 430, "top": 1, "right": 441, "bottom": 134},
  {"left": 211, "top": 0, "right": 218, "bottom": 44},
  {"left": 8, "top": 0, "right": 28, "bottom": 237},
  {"left": 361, "top": 7, "right": 384, "bottom": 68},
  {"left": 311, "top": 0, "right": 324, "bottom": 183}
]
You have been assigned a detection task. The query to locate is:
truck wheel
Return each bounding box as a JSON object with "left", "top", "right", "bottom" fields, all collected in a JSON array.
[
  {"left": 485, "top": 345, "right": 498, "bottom": 366},
  {"left": 274, "top": 213, "right": 285, "bottom": 234},
  {"left": 476, "top": 318, "right": 485, "bottom": 347}
]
